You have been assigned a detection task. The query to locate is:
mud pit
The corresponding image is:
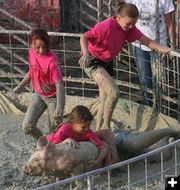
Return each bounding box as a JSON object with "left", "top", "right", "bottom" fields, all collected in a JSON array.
[{"left": 0, "top": 93, "right": 180, "bottom": 190}]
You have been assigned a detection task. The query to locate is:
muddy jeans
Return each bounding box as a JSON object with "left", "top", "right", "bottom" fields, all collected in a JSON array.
[{"left": 22, "top": 93, "right": 57, "bottom": 134}]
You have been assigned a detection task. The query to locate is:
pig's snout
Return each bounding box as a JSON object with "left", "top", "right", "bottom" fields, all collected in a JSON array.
[
  {"left": 22, "top": 164, "right": 43, "bottom": 175},
  {"left": 22, "top": 165, "right": 33, "bottom": 175}
]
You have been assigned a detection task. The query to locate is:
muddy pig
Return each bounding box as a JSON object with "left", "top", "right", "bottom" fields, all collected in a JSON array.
[{"left": 23, "top": 136, "right": 100, "bottom": 177}]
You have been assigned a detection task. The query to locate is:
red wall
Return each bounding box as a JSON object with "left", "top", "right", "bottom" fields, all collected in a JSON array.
[{"left": 1, "top": 0, "right": 60, "bottom": 31}]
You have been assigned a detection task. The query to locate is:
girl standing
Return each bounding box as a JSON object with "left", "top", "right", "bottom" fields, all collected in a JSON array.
[
  {"left": 14, "top": 29, "right": 65, "bottom": 140},
  {"left": 79, "top": 0, "right": 171, "bottom": 130}
]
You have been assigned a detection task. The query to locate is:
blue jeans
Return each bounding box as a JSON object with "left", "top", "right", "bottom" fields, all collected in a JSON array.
[{"left": 132, "top": 46, "right": 153, "bottom": 105}]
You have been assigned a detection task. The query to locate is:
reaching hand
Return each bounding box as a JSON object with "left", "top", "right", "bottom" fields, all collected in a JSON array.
[
  {"left": 157, "top": 46, "right": 171, "bottom": 54},
  {"left": 53, "top": 109, "right": 63, "bottom": 126},
  {"left": 78, "top": 53, "right": 91, "bottom": 68},
  {"left": 62, "top": 138, "right": 79, "bottom": 149}
]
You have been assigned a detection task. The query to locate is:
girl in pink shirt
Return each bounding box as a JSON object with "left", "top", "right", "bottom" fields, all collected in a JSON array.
[
  {"left": 47, "top": 105, "right": 119, "bottom": 170},
  {"left": 13, "top": 29, "right": 65, "bottom": 140},
  {"left": 79, "top": 0, "right": 171, "bottom": 130}
]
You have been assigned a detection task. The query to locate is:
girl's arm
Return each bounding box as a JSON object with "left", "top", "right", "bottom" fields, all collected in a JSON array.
[
  {"left": 87, "top": 144, "right": 108, "bottom": 170},
  {"left": 139, "top": 36, "right": 171, "bottom": 54},
  {"left": 95, "top": 144, "right": 107, "bottom": 163},
  {"left": 53, "top": 80, "right": 65, "bottom": 125},
  {"left": 165, "top": 11, "right": 176, "bottom": 49},
  {"left": 80, "top": 35, "right": 89, "bottom": 55},
  {"left": 79, "top": 35, "right": 91, "bottom": 67},
  {"left": 13, "top": 73, "right": 31, "bottom": 94}
]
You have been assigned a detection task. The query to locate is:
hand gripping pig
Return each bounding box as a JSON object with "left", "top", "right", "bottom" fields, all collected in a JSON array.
[{"left": 23, "top": 136, "right": 100, "bottom": 177}]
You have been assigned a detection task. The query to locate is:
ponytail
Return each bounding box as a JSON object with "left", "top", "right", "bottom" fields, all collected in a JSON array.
[
  {"left": 116, "top": 0, "right": 139, "bottom": 18},
  {"left": 116, "top": 0, "right": 125, "bottom": 14}
]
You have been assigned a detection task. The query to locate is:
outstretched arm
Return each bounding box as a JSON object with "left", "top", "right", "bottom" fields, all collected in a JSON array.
[
  {"left": 139, "top": 36, "right": 171, "bottom": 54},
  {"left": 13, "top": 73, "right": 31, "bottom": 94},
  {"left": 165, "top": 11, "right": 176, "bottom": 49}
]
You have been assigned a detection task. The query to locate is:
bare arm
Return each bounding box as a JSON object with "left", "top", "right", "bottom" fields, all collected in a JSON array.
[
  {"left": 139, "top": 36, "right": 171, "bottom": 54},
  {"left": 95, "top": 145, "right": 107, "bottom": 163},
  {"left": 79, "top": 35, "right": 91, "bottom": 67},
  {"left": 80, "top": 35, "right": 89, "bottom": 55},
  {"left": 53, "top": 80, "right": 65, "bottom": 124},
  {"left": 13, "top": 73, "right": 31, "bottom": 93},
  {"left": 165, "top": 11, "right": 176, "bottom": 49},
  {"left": 87, "top": 144, "right": 107, "bottom": 170}
]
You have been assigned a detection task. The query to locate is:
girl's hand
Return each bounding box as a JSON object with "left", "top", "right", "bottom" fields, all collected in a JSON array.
[
  {"left": 13, "top": 86, "right": 22, "bottom": 94},
  {"left": 157, "top": 46, "right": 171, "bottom": 54},
  {"left": 53, "top": 109, "right": 63, "bottom": 126},
  {"left": 78, "top": 53, "right": 90, "bottom": 68},
  {"left": 62, "top": 138, "right": 79, "bottom": 149},
  {"left": 86, "top": 160, "right": 101, "bottom": 171}
]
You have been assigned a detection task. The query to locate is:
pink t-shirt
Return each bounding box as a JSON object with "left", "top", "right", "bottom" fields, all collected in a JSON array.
[
  {"left": 28, "top": 48, "right": 63, "bottom": 97},
  {"left": 47, "top": 122, "right": 103, "bottom": 150},
  {"left": 85, "top": 16, "right": 143, "bottom": 62}
]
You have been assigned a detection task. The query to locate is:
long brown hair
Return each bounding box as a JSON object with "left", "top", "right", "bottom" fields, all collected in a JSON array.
[{"left": 116, "top": 0, "right": 139, "bottom": 18}]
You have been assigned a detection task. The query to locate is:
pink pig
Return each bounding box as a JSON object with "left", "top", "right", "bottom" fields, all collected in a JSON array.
[{"left": 23, "top": 136, "right": 100, "bottom": 177}]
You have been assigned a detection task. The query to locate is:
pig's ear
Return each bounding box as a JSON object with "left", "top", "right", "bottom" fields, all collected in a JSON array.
[
  {"left": 44, "top": 142, "right": 55, "bottom": 159},
  {"left": 37, "top": 136, "right": 48, "bottom": 150}
]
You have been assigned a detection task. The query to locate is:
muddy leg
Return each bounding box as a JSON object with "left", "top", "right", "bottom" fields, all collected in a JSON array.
[
  {"left": 89, "top": 97, "right": 100, "bottom": 117},
  {"left": 92, "top": 67, "right": 120, "bottom": 130},
  {"left": 25, "top": 126, "right": 43, "bottom": 141},
  {"left": 103, "top": 84, "right": 119, "bottom": 129},
  {"left": 145, "top": 136, "right": 174, "bottom": 162},
  {"left": 22, "top": 93, "right": 46, "bottom": 140},
  {"left": 96, "top": 129, "right": 119, "bottom": 163},
  {"left": 96, "top": 89, "right": 107, "bottom": 130},
  {"left": 117, "top": 128, "right": 180, "bottom": 154}
]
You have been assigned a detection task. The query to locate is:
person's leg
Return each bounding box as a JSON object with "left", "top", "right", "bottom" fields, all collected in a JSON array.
[
  {"left": 117, "top": 128, "right": 180, "bottom": 154},
  {"left": 133, "top": 46, "right": 152, "bottom": 105},
  {"left": 44, "top": 96, "right": 59, "bottom": 133},
  {"left": 143, "top": 136, "right": 174, "bottom": 162},
  {"left": 96, "top": 129, "right": 119, "bottom": 163},
  {"left": 96, "top": 88, "right": 107, "bottom": 130},
  {"left": 22, "top": 93, "right": 46, "bottom": 140},
  {"left": 92, "top": 67, "right": 120, "bottom": 129}
]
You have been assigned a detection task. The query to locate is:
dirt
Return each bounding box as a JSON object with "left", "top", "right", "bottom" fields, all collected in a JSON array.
[{"left": 0, "top": 94, "right": 180, "bottom": 190}]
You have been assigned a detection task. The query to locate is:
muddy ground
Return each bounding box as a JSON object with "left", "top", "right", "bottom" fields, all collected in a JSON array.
[{"left": 0, "top": 94, "right": 180, "bottom": 190}]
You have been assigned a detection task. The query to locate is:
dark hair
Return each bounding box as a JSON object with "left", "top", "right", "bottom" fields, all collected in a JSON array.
[
  {"left": 69, "top": 105, "right": 93, "bottom": 123},
  {"left": 30, "top": 29, "right": 49, "bottom": 48},
  {"left": 116, "top": 0, "right": 139, "bottom": 18}
]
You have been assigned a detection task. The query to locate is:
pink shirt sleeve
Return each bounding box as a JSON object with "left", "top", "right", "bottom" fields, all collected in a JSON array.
[
  {"left": 126, "top": 26, "right": 144, "bottom": 42},
  {"left": 84, "top": 23, "right": 105, "bottom": 44},
  {"left": 85, "top": 129, "right": 103, "bottom": 150}
]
